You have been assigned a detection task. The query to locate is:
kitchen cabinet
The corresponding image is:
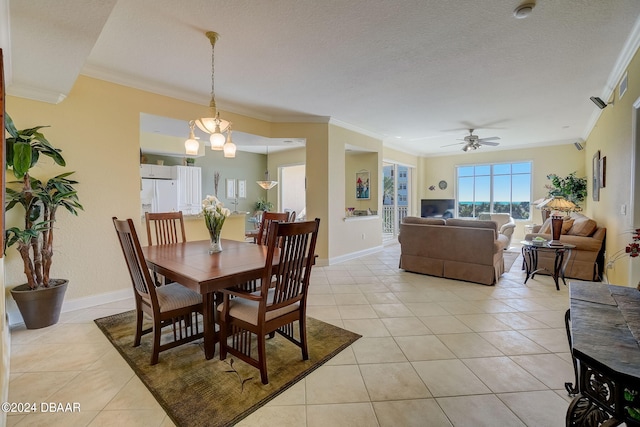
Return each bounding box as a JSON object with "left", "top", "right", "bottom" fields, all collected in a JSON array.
[
  {"left": 176, "top": 166, "right": 202, "bottom": 215},
  {"left": 140, "top": 164, "right": 175, "bottom": 179}
]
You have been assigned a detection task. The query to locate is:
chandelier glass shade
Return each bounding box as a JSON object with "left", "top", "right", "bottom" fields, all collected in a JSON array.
[
  {"left": 184, "top": 121, "right": 200, "bottom": 155},
  {"left": 223, "top": 127, "right": 236, "bottom": 158}
]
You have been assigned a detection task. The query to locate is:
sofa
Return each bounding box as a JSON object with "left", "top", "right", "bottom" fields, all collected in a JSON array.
[
  {"left": 524, "top": 212, "right": 606, "bottom": 281},
  {"left": 398, "top": 216, "right": 510, "bottom": 285},
  {"left": 478, "top": 213, "right": 516, "bottom": 249}
]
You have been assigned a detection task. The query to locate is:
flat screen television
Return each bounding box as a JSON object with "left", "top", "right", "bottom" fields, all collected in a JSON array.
[{"left": 421, "top": 199, "right": 455, "bottom": 218}]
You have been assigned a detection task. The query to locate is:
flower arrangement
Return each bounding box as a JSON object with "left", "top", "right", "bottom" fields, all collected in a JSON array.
[
  {"left": 607, "top": 228, "right": 640, "bottom": 266},
  {"left": 202, "top": 195, "right": 231, "bottom": 253}
]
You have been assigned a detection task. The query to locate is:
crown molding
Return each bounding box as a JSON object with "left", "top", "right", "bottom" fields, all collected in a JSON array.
[
  {"left": 583, "top": 15, "right": 640, "bottom": 139},
  {"left": 6, "top": 82, "right": 66, "bottom": 104}
]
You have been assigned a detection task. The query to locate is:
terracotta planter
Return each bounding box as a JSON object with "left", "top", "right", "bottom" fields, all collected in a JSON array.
[{"left": 10, "top": 279, "right": 68, "bottom": 329}]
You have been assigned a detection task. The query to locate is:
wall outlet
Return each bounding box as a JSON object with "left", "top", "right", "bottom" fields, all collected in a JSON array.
[
  {"left": 621, "top": 204, "right": 627, "bottom": 215},
  {"left": 361, "top": 233, "right": 366, "bottom": 240}
]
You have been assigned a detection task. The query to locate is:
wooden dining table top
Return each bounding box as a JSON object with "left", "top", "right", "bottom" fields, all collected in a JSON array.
[{"left": 142, "top": 239, "right": 276, "bottom": 295}]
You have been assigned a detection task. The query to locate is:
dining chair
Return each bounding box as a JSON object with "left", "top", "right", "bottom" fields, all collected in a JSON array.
[
  {"left": 112, "top": 217, "right": 204, "bottom": 365},
  {"left": 145, "top": 211, "right": 186, "bottom": 246},
  {"left": 255, "top": 211, "right": 289, "bottom": 245},
  {"left": 218, "top": 218, "right": 320, "bottom": 384},
  {"left": 145, "top": 211, "right": 187, "bottom": 285},
  {"left": 288, "top": 210, "right": 297, "bottom": 223}
]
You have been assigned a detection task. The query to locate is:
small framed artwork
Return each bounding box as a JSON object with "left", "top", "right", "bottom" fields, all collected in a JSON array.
[
  {"left": 599, "top": 156, "right": 606, "bottom": 188},
  {"left": 356, "top": 170, "right": 370, "bottom": 200},
  {"left": 238, "top": 180, "right": 247, "bottom": 199},
  {"left": 592, "top": 151, "right": 600, "bottom": 201},
  {"left": 226, "top": 178, "right": 236, "bottom": 199}
]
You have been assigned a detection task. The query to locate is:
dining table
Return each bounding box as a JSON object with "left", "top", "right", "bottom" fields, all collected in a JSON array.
[{"left": 142, "top": 238, "right": 277, "bottom": 360}]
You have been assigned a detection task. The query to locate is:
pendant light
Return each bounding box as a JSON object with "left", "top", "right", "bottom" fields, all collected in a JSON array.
[
  {"left": 186, "top": 31, "right": 231, "bottom": 153},
  {"left": 256, "top": 146, "right": 278, "bottom": 189}
]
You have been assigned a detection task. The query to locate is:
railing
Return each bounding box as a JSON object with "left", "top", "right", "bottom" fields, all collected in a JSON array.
[{"left": 382, "top": 205, "right": 408, "bottom": 235}]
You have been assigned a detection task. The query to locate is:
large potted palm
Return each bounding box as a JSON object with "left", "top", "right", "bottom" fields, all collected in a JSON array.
[{"left": 5, "top": 115, "right": 83, "bottom": 329}]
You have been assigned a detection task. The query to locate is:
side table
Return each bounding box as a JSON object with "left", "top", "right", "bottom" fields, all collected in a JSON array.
[{"left": 521, "top": 240, "right": 576, "bottom": 290}]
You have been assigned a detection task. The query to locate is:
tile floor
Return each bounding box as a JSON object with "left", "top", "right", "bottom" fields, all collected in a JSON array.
[{"left": 7, "top": 244, "right": 577, "bottom": 427}]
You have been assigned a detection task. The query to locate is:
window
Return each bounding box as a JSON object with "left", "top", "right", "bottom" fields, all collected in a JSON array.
[{"left": 457, "top": 162, "right": 531, "bottom": 220}]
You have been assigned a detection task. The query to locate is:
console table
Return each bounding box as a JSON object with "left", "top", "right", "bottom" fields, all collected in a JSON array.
[{"left": 566, "top": 281, "right": 640, "bottom": 426}]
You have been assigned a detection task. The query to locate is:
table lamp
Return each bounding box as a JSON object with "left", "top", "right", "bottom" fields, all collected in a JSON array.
[{"left": 538, "top": 196, "right": 576, "bottom": 246}]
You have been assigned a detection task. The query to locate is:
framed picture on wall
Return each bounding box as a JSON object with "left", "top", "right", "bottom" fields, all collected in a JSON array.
[
  {"left": 592, "top": 151, "right": 600, "bottom": 201},
  {"left": 238, "top": 180, "right": 247, "bottom": 199},
  {"left": 226, "top": 178, "right": 236, "bottom": 199},
  {"left": 356, "top": 170, "right": 370, "bottom": 200},
  {"left": 600, "top": 156, "right": 606, "bottom": 188}
]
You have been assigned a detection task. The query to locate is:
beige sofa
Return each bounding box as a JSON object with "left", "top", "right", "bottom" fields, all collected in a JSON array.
[
  {"left": 398, "top": 217, "right": 510, "bottom": 285},
  {"left": 524, "top": 212, "right": 606, "bottom": 281}
]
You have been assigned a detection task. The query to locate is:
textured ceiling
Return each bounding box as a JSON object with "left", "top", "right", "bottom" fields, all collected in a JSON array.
[{"left": 3, "top": 0, "right": 640, "bottom": 156}]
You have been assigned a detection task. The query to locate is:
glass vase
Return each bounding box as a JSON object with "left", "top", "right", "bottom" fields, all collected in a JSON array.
[{"left": 209, "top": 230, "right": 222, "bottom": 254}]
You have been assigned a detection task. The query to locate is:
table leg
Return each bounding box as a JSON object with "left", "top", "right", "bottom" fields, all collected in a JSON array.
[
  {"left": 560, "top": 249, "right": 572, "bottom": 287},
  {"left": 522, "top": 246, "right": 533, "bottom": 284},
  {"left": 552, "top": 249, "right": 564, "bottom": 291},
  {"left": 203, "top": 292, "right": 217, "bottom": 360}
]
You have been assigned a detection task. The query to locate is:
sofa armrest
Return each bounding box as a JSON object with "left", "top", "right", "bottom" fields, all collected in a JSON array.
[{"left": 500, "top": 222, "right": 516, "bottom": 237}]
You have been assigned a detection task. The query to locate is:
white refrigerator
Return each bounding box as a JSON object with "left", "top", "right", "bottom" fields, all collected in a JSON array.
[{"left": 141, "top": 178, "right": 179, "bottom": 214}]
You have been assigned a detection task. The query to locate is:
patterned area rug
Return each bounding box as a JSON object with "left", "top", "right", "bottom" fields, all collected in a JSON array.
[
  {"left": 504, "top": 250, "right": 521, "bottom": 272},
  {"left": 95, "top": 311, "right": 360, "bottom": 427}
]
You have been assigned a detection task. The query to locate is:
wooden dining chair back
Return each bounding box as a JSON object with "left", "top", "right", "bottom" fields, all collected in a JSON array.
[
  {"left": 145, "top": 211, "right": 187, "bottom": 246},
  {"left": 112, "top": 217, "right": 204, "bottom": 365},
  {"left": 218, "top": 218, "right": 321, "bottom": 384},
  {"left": 256, "top": 211, "right": 289, "bottom": 245}
]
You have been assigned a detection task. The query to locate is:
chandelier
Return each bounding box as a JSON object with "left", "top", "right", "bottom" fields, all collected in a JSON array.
[
  {"left": 185, "top": 31, "right": 236, "bottom": 158},
  {"left": 256, "top": 146, "right": 278, "bottom": 189}
]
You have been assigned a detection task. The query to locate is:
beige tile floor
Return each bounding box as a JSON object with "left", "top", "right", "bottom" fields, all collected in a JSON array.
[{"left": 7, "top": 244, "right": 577, "bottom": 427}]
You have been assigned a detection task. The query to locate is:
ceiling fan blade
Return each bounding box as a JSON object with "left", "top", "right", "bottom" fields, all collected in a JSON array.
[
  {"left": 478, "top": 141, "right": 500, "bottom": 146},
  {"left": 441, "top": 142, "right": 465, "bottom": 148},
  {"left": 478, "top": 136, "right": 500, "bottom": 142}
]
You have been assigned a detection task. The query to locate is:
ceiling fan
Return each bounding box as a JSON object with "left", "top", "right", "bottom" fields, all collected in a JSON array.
[{"left": 442, "top": 129, "right": 501, "bottom": 152}]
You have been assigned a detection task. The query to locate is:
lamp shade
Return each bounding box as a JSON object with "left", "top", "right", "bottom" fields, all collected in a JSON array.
[
  {"left": 223, "top": 129, "right": 236, "bottom": 158},
  {"left": 538, "top": 196, "right": 576, "bottom": 212}
]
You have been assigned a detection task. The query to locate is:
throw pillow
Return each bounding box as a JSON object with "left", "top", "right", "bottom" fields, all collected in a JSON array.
[
  {"left": 539, "top": 217, "right": 574, "bottom": 234},
  {"left": 567, "top": 213, "right": 597, "bottom": 237}
]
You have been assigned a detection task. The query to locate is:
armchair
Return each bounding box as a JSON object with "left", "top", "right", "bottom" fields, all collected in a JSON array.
[{"left": 478, "top": 213, "right": 516, "bottom": 249}]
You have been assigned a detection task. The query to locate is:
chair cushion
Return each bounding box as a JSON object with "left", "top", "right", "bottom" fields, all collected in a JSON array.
[
  {"left": 217, "top": 288, "right": 300, "bottom": 326},
  {"left": 150, "top": 283, "right": 202, "bottom": 312}
]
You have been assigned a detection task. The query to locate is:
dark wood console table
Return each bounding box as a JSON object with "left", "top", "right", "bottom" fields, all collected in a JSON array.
[{"left": 566, "top": 281, "right": 640, "bottom": 426}]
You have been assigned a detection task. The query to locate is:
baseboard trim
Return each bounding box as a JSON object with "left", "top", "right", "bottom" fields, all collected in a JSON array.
[{"left": 328, "top": 245, "right": 384, "bottom": 265}]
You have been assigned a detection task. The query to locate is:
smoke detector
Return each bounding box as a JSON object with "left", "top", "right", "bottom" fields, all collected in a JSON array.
[{"left": 513, "top": 2, "right": 535, "bottom": 19}]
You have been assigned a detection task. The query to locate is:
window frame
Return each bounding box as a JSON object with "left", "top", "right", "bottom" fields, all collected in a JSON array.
[{"left": 456, "top": 161, "right": 532, "bottom": 220}]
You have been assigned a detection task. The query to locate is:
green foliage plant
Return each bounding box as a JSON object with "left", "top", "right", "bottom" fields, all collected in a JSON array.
[
  {"left": 254, "top": 198, "right": 273, "bottom": 212},
  {"left": 545, "top": 172, "right": 588, "bottom": 206},
  {"left": 4, "top": 114, "right": 83, "bottom": 289}
]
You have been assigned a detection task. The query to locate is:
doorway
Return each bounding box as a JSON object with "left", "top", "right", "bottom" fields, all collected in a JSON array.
[
  {"left": 279, "top": 164, "right": 306, "bottom": 220},
  {"left": 382, "top": 163, "right": 411, "bottom": 241}
]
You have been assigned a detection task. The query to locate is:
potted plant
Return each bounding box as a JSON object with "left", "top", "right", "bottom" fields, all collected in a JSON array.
[
  {"left": 545, "top": 172, "right": 588, "bottom": 206},
  {"left": 4, "top": 114, "right": 83, "bottom": 329},
  {"left": 254, "top": 198, "right": 273, "bottom": 213},
  {"left": 185, "top": 157, "right": 195, "bottom": 166}
]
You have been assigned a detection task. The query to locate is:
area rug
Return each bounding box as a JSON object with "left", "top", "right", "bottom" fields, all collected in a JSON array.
[
  {"left": 94, "top": 311, "right": 360, "bottom": 427},
  {"left": 504, "top": 250, "right": 521, "bottom": 272}
]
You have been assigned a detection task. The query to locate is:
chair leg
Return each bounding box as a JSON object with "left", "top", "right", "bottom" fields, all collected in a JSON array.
[
  {"left": 299, "top": 316, "right": 309, "bottom": 360},
  {"left": 134, "top": 308, "right": 143, "bottom": 347},
  {"left": 219, "top": 318, "right": 228, "bottom": 360},
  {"left": 151, "top": 319, "right": 161, "bottom": 365},
  {"left": 258, "top": 332, "right": 268, "bottom": 384}
]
